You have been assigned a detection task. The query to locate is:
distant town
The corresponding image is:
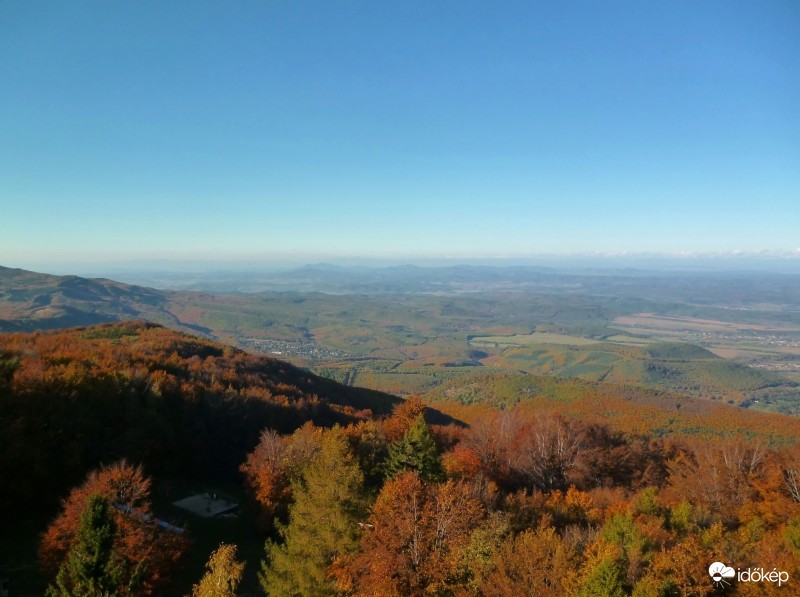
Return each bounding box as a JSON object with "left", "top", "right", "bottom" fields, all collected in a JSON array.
[{"left": 238, "top": 337, "right": 350, "bottom": 361}]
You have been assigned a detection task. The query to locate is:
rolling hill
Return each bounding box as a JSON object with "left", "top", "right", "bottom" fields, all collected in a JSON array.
[
  {"left": 473, "top": 340, "right": 800, "bottom": 411},
  {"left": 422, "top": 371, "right": 800, "bottom": 445},
  {"left": 6, "top": 325, "right": 800, "bottom": 596},
  {"left": 0, "top": 265, "right": 180, "bottom": 332},
  {"left": 0, "top": 320, "right": 399, "bottom": 517},
  {"left": 3, "top": 264, "right": 799, "bottom": 414}
]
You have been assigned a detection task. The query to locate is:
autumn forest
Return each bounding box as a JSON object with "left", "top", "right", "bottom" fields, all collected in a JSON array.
[
  {"left": 1, "top": 318, "right": 800, "bottom": 596},
  {"left": 3, "top": 0, "right": 798, "bottom": 593}
]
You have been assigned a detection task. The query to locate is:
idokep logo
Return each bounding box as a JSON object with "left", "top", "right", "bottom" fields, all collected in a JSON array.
[
  {"left": 708, "top": 561, "right": 789, "bottom": 589},
  {"left": 708, "top": 562, "right": 735, "bottom": 588}
]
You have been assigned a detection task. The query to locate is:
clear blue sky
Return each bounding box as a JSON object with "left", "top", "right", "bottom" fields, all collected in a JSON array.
[{"left": 2, "top": 0, "right": 799, "bottom": 268}]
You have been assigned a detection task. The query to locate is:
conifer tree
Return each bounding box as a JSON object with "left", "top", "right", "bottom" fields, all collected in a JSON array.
[
  {"left": 386, "top": 415, "right": 445, "bottom": 483},
  {"left": 578, "top": 556, "right": 627, "bottom": 597},
  {"left": 46, "top": 495, "right": 124, "bottom": 597},
  {"left": 574, "top": 547, "right": 627, "bottom": 597},
  {"left": 260, "top": 428, "right": 366, "bottom": 597},
  {"left": 40, "top": 460, "right": 186, "bottom": 595}
]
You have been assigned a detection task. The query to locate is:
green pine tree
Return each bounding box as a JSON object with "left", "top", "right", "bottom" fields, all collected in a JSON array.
[
  {"left": 46, "top": 495, "right": 124, "bottom": 597},
  {"left": 260, "top": 428, "right": 366, "bottom": 597},
  {"left": 577, "top": 555, "right": 627, "bottom": 597},
  {"left": 385, "top": 415, "right": 445, "bottom": 483}
]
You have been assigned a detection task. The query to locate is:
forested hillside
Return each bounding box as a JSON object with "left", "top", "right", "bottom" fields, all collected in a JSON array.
[
  {"left": 4, "top": 0, "right": 798, "bottom": 593},
  {"left": 4, "top": 322, "right": 800, "bottom": 594},
  {"left": 0, "top": 321, "right": 396, "bottom": 518},
  {"left": 423, "top": 373, "right": 800, "bottom": 445},
  {"left": 0, "top": 266, "right": 179, "bottom": 332},
  {"left": 5, "top": 265, "right": 799, "bottom": 418}
]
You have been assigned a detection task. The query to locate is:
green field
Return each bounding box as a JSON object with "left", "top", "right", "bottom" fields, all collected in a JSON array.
[
  {"left": 470, "top": 332, "right": 604, "bottom": 347},
  {"left": 312, "top": 337, "right": 800, "bottom": 414},
  {"left": 4, "top": 265, "right": 800, "bottom": 414}
]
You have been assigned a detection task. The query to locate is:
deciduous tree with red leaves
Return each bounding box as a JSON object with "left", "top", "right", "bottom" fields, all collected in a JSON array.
[
  {"left": 39, "top": 460, "right": 187, "bottom": 595},
  {"left": 333, "top": 471, "right": 483, "bottom": 596}
]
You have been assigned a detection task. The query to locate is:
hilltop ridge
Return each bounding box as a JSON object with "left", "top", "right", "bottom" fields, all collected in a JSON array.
[{"left": 0, "top": 320, "right": 399, "bottom": 517}]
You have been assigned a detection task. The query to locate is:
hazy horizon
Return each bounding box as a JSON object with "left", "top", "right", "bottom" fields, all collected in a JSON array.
[{"left": 7, "top": 249, "right": 800, "bottom": 280}]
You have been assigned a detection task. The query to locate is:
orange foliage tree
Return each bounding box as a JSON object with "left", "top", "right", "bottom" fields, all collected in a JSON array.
[
  {"left": 240, "top": 429, "right": 292, "bottom": 529},
  {"left": 382, "top": 396, "right": 427, "bottom": 442},
  {"left": 39, "top": 460, "right": 187, "bottom": 595},
  {"left": 481, "top": 522, "right": 578, "bottom": 597},
  {"left": 240, "top": 422, "right": 323, "bottom": 530},
  {"left": 333, "top": 471, "right": 483, "bottom": 596},
  {"left": 666, "top": 440, "right": 765, "bottom": 525}
]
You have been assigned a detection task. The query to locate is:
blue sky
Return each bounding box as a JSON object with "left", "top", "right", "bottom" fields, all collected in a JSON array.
[{"left": 1, "top": 1, "right": 799, "bottom": 268}]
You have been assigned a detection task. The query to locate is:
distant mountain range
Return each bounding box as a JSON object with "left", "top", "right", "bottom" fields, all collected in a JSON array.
[
  {"left": 70, "top": 262, "right": 800, "bottom": 305},
  {"left": 5, "top": 262, "right": 800, "bottom": 323}
]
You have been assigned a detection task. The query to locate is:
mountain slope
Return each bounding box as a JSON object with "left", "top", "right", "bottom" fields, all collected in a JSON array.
[
  {"left": 479, "top": 340, "right": 799, "bottom": 409},
  {"left": 0, "top": 321, "right": 399, "bottom": 517},
  {"left": 3, "top": 265, "right": 799, "bottom": 414},
  {"left": 423, "top": 372, "right": 800, "bottom": 445},
  {"left": 0, "top": 265, "right": 225, "bottom": 340}
]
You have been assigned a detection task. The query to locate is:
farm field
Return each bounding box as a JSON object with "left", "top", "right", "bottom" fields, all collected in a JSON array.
[
  {"left": 611, "top": 313, "right": 800, "bottom": 373},
  {"left": 470, "top": 332, "right": 607, "bottom": 347},
  {"left": 3, "top": 265, "right": 800, "bottom": 413}
]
